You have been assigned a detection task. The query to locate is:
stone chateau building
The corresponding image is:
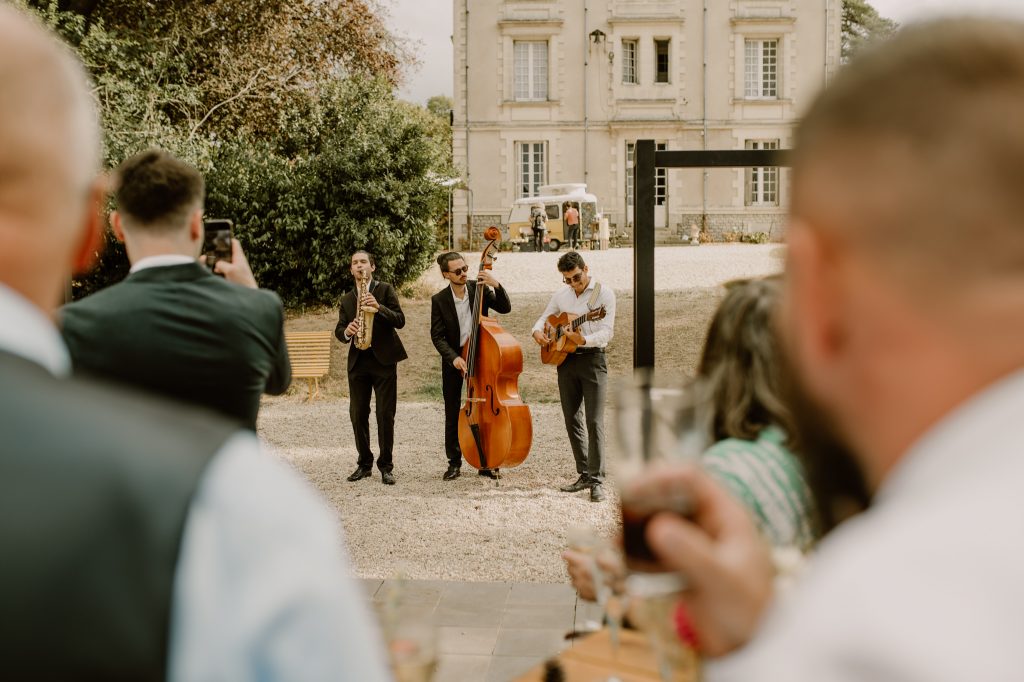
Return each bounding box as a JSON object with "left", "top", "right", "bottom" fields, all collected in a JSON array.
[{"left": 451, "top": 0, "right": 841, "bottom": 245}]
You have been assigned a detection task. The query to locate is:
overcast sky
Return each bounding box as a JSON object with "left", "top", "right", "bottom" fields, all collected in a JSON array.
[{"left": 385, "top": 0, "right": 1024, "bottom": 106}]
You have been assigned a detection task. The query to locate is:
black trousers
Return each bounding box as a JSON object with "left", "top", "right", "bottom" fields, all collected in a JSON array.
[
  {"left": 557, "top": 350, "right": 607, "bottom": 483},
  {"left": 532, "top": 227, "right": 545, "bottom": 252},
  {"left": 348, "top": 350, "right": 397, "bottom": 472},
  {"left": 441, "top": 364, "right": 464, "bottom": 468},
  {"left": 567, "top": 224, "right": 581, "bottom": 249}
]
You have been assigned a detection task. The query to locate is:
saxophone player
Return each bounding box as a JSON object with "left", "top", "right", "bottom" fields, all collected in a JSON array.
[{"left": 335, "top": 250, "right": 408, "bottom": 485}]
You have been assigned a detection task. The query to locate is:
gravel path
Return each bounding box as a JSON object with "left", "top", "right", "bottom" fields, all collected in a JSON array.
[
  {"left": 413, "top": 244, "right": 785, "bottom": 294},
  {"left": 263, "top": 244, "right": 785, "bottom": 582},
  {"left": 259, "top": 400, "right": 620, "bottom": 582}
]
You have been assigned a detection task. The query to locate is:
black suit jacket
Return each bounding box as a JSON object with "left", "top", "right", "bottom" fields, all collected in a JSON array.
[
  {"left": 335, "top": 279, "right": 408, "bottom": 371},
  {"left": 430, "top": 281, "right": 512, "bottom": 368},
  {"left": 61, "top": 262, "right": 291, "bottom": 429}
]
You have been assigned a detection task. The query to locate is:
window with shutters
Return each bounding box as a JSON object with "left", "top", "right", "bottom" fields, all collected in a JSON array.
[
  {"left": 744, "top": 39, "right": 778, "bottom": 99},
  {"left": 745, "top": 140, "right": 780, "bottom": 206},
  {"left": 622, "top": 39, "right": 639, "bottom": 84},
  {"left": 517, "top": 142, "right": 546, "bottom": 197},
  {"left": 514, "top": 41, "right": 548, "bottom": 101}
]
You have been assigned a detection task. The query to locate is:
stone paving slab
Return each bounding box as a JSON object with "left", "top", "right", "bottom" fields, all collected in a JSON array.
[
  {"left": 435, "top": 654, "right": 491, "bottom": 682},
  {"left": 357, "top": 579, "right": 597, "bottom": 681}
]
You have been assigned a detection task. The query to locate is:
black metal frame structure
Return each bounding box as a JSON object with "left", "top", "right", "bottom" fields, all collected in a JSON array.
[{"left": 633, "top": 140, "right": 791, "bottom": 369}]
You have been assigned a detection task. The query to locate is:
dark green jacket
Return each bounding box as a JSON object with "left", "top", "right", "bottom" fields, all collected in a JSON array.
[
  {"left": 61, "top": 262, "right": 290, "bottom": 429},
  {"left": 0, "top": 350, "right": 234, "bottom": 679}
]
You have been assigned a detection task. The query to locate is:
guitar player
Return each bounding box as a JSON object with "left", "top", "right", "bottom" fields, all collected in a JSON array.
[{"left": 531, "top": 252, "right": 617, "bottom": 502}]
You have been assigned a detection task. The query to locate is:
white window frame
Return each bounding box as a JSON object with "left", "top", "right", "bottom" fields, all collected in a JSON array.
[
  {"left": 625, "top": 141, "right": 636, "bottom": 207},
  {"left": 745, "top": 140, "right": 779, "bottom": 206},
  {"left": 622, "top": 39, "right": 639, "bottom": 85},
  {"left": 744, "top": 38, "right": 778, "bottom": 99},
  {"left": 626, "top": 141, "right": 667, "bottom": 207},
  {"left": 514, "top": 41, "right": 548, "bottom": 101},
  {"left": 654, "top": 39, "right": 671, "bottom": 84},
  {"left": 517, "top": 141, "right": 547, "bottom": 198},
  {"left": 655, "top": 142, "right": 667, "bottom": 206}
]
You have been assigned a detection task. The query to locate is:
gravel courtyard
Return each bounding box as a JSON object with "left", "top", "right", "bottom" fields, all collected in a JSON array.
[{"left": 259, "top": 244, "right": 785, "bottom": 582}]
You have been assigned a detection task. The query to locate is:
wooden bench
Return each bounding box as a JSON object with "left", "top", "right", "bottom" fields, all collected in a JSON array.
[{"left": 284, "top": 331, "right": 333, "bottom": 401}]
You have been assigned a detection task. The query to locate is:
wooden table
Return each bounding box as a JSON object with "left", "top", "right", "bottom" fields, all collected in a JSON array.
[{"left": 512, "top": 628, "right": 697, "bottom": 682}]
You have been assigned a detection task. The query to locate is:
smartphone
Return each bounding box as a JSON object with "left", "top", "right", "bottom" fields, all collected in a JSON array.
[{"left": 202, "top": 219, "right": 234, "bottom": 272}]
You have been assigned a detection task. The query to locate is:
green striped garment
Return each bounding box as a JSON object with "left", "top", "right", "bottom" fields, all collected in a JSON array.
[{"left": 701, "top": 426, "right": 817, "bottom": 551}]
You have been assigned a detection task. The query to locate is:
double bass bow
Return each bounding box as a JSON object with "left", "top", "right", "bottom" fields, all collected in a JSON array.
[{"left": 457, "top": 227, "right": 533, "bottom": 477}]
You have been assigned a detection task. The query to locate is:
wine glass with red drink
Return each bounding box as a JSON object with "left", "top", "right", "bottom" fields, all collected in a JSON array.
[{"left": 612, "top": 371, "right": 709, "bottom": 680}]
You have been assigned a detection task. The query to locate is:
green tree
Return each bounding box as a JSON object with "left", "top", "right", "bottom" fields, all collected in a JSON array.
[
  {"left": 842, "top": 0, "right": 898, "bottom": 62},
  {"left": 426, "top": 95, "right": 453, "bottom": 121},
  {"left": 26, "top": 0, "right": 406, "bottom": 146},
  {"left": 18, "top": 0, "right": 449, "bottom": 304},
  {"left": 205, "top": 79, "right": 450, "bottom": 306}
]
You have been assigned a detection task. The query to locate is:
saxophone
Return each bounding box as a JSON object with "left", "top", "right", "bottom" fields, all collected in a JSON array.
[{"left": 353, "top": 272, "right": 376, "bottom": 350}]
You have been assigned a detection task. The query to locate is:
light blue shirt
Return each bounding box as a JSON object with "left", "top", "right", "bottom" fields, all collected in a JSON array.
[{"left": 1, "top": 284, "right": 391, "bottom": 681}]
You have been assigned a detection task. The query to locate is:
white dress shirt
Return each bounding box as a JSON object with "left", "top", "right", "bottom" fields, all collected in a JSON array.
[
  {"left": 532, "top": 276, "right": 616, "bottom": 348},
  {"left": 129, "top": 254, "right": 196, "bottom": 273},
  {"left": 1, "top": 284, "right": 391, "bottom": 681},
  {"left": 451, "top": 284, "right": 473, "bottom": 348},
  {"left": 706, "top": 368, "right": 1024, "bottom": 682}
]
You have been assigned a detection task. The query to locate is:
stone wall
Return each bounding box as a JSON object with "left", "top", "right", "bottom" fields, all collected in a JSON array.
[{"left": 458, "top": 214, "right": 504, "bottom": 250}]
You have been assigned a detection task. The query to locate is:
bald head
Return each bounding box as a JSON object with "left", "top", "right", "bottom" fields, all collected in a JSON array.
[
  {"left": 792, "top": 19, "right": 1024, "bottom": 301},
  {"left": 0, "top": 5, "right": 103, "bottom": 312}
]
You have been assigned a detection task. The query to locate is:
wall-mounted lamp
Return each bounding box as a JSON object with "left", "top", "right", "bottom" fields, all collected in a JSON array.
[{"left": 589, "top": 29, "right": 606, "bottom": 45}]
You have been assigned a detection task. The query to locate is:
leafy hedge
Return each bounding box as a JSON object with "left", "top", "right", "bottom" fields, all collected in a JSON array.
[{"left": 205, "top": 80, "right": 448, "bottom": 306}]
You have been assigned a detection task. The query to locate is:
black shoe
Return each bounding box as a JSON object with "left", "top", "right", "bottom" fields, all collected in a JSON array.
[
  {"left": 590, "top": 482, "right": 605, "bottom": 502},
  {"left": 347, "top": 467, "right": 372, "bottom": 482},
  {"left": 443, "top": 465, "right": 461, "bottom": 481},
  {"left": 478, "top": 468, "right": 498, "bottom": 479},
  {"left": 559, "top": 475, "right": 591, "bottom": 493},
  {"left": 381, "top": 471, "right": 396, "bottom": 485}
]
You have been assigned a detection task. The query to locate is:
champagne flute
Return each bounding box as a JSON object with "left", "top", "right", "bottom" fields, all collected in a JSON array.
[
  {"left": 389, "top": 619, "right": 437, "bottom": 682},
  {"left": 380, "top": 570, "right": 438, "bottom": 682},
  {"left": 566, "top": 526, "right": 627, "bottom": 655},
  {"left": 594, "top": 542, "right": 627, "bottom": 656},
  {"left": 613, "top": 370, "right": 708, "bottom": 591},
  {"left": 627, "top": 592, "right": 698, "bottom": 682},
  {"left": 612, "top": 370, "right": 708, "bottom": 681},
  {"left": 566, "top": 525, "right": 605, "bottom": 629}
]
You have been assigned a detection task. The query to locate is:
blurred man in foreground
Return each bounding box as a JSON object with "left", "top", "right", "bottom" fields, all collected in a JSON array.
[
  {"left": 61, "top": 149, "right": 291, "bottom": 430},
  {"left": 632, "top": 19, "right": 1024, "bottom": 680},
  {"left": 0, "top": 6, "right": 389, "bottom": 679}
]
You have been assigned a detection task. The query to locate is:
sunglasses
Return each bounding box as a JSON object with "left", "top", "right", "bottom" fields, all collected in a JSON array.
[
  {"left": 449, "top": 265, "right": 470, "bottom": 275},
  {"left": 562, "top": 272, "right": 584, "bottom": 285}
]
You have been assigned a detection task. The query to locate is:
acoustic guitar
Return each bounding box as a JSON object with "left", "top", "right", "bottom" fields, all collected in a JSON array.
[{"left": 539, "top": 306, "right": 607, "bottom": 366}]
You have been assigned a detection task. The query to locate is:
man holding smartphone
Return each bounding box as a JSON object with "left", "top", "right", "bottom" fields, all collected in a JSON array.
[{"left": 61, "top": 149, "right": 291, "bottom": 430}]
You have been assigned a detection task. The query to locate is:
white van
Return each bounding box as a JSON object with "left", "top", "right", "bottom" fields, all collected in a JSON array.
[{"left": 506, "top": 183, "right": 599, "bottom": 251}]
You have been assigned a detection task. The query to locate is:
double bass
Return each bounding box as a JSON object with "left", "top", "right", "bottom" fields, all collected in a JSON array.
[{"left": 458, "top": 227, "right": 533, "bottom": 475}]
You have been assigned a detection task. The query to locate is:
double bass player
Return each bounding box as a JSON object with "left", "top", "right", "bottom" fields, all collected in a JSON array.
[{"left": 430, "top": 251, "right": 511, "bottom": 480}]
